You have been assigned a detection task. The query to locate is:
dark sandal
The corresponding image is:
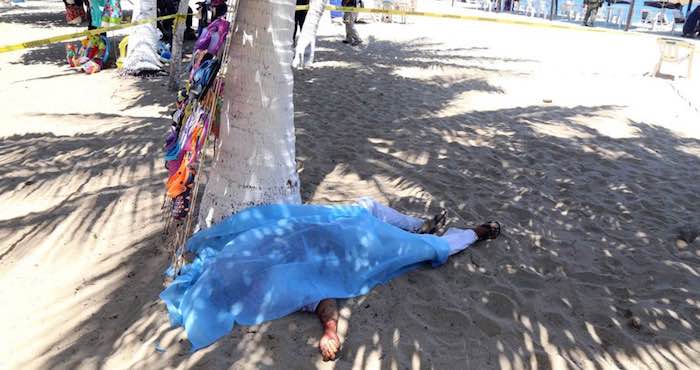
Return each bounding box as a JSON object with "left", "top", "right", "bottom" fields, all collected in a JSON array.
[
  {"left": 172, "top": 172, "right": 195, "bottom": 220},
  {"left": 418, "top": 209, "right": 448, "bottom": 234},
  {"left": 477, "top": 221, "right": 501, "bottom": 241}
]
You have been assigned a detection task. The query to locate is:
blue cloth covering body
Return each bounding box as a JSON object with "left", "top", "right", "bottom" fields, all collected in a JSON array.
[{"left": 160, "top": 204, "right": 451, "bottom": 350}]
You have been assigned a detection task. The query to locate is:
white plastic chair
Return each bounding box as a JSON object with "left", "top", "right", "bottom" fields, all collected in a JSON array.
[
  {"left": 609, "top": 8, "right": 623, "bottom": 28},
  {"left": 525, "top": 0, "right": 536, "bottom": 16},
  {"left": 605, "top": 4, "right": 613, "bottom": 24},
  {"left": 641, "top": 9, "right": 650, "bottom": 27},
  {"left": 596, "top": 4, "right": 608, "bottom": 23},
  {"left": 538, "top": 0, "right": 548, "bottom": 18},
  {"left": 561, "top": 0, "right": 575, "bottom": 20},
  {"left": 614, "top": 8, "right": 626, "bottom": 28},
  {"left": 650, "top": 11, "right": 665, "bottom": 31},
  {"left": 466, "top": 0, "right": 481, "bottom": 8},
  {"left": 394, "top": 0, "right": 410, "bottom": 23},
  {"left": 381, "top": 0, "right": 394, "bottom": 23},
  {"left": 671, "top": 9, "right": 686, "bottom": 35},
  {"left": 654, "top": 37, "right": 695, "bottom": 79}
]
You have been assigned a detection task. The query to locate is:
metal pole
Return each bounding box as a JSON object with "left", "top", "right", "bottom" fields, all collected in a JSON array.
[{"left": 624, "top": 0, "right": 635, "bottom": 31}]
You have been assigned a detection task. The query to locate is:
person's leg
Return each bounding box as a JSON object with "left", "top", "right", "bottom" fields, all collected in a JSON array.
[
  {"left": 441, "top": 222, "right": 501, "bottom": 256},
  {"left": 162, "top": 19, "right": 174, "bottom": 44},
  {"left": 294, "top": 11, "right": 306, "bottom": 43},
  {"left": 349, "top": 13, "right": 361, "bottom": 44},
  {"left": 186, "top": 6, "right": 193, "bottom": 29},
  {"left": 441, "top": 228, "right": 478, "bottom": 256},
  {"left": 294, "top": 12, "right": 300, "bottom": 43},
  {"left": 316, "top": 299, "right": 341, "bottom": 361},
  {"left": 64, "top": 1, "right": 74, "bottom": 22},
  {"left": 356, "top": 197, "right": 424, "bottom": 232},
  {"left": 343, "top": 12, "right": 352, "bottom": 42},
  {"left": 299, "top": 10, "right": 307, "bottom": 30},
  {"left": 589, "top": 5, "right": 598, "bottom": 26},
  {"left": 356, "top": 196, "right": 447, "bottom": 233}
]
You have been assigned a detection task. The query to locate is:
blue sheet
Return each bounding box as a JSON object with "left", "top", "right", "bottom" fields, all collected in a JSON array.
[{"left": 160, "top": 204, "right": 451, "bottom": 351}]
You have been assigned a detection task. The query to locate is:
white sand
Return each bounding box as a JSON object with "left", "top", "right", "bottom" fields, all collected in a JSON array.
[{"left": 1, "top": 1, "right": 699, "bottom": 369}]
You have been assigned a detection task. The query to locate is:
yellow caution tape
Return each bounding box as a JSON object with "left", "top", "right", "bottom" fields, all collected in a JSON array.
[
  {"left": 3, "top": 4, "right": 678, "bottom": 54},
  {"left": 294, "top": 5, "right": 638, "bottom": 35},
  {"left": 0, "top": 13, "right": 186, "bottom": 54}
]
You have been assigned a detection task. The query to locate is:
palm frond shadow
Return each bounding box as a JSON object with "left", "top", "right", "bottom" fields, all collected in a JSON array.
[{"left": 23, "top": 34, "right": 700, "bottom": 370}]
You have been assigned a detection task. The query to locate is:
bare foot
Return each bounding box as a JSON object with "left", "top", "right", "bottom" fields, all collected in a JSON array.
[{"left": 316, "top": 299, "right": 340, "bottom": 361}]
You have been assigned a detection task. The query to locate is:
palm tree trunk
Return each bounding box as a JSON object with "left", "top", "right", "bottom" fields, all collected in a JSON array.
[
  {"left": 122, "top": 0, "right": 162, "bottom": 74},
  {"left": 197, "top": 0, "right": 301, "bottom": 228},
  {"left": 168, "top": 0, "right": 191, "bottom": 89}
]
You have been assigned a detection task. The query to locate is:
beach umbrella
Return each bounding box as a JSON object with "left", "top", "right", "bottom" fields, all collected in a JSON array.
[
  {"left": 640, "top": 0, "right": 688, "bottom": 31},
  {"left": 643, "top": 0, "right": 686, "bottom": 9},
  {"left": 644, "top": 0, "right": 689, "bottom": 33},
  {"left": 626, "top": 0, "right": 689, "bottom": 30}
]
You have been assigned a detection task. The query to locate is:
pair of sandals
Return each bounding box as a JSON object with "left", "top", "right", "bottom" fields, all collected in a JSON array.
[{"left": 418, "top": 209, "right": 501, "bottom": 241}]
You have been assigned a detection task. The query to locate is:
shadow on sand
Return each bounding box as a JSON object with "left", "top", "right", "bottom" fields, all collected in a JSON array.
[{"left": 6, "top": 33, "right": 698, "bottom": 370}]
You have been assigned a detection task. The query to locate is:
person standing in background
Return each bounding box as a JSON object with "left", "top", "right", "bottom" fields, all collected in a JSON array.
[
  {"left": 582, "top": 0, "right": 602, "bottom": 27},
  {"left": 100, "top": 0, "right": 122, "bottom": 27},
  {"left": 294, "top": 0, "right": 310, "bottom": 46},
  {"left": 342, "top": 0, "right": 362, "bottom": 46},
  {"left": 63, "top": 0, "right": 87, "bottom": 25},
  {"left": 683, "top": 6, "right": 700, "bottom": 38},
  {"left": 211, "top": 0, "right": 227, "bottom": 19}
]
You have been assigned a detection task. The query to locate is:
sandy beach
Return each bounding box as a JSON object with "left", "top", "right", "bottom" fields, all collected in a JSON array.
[{"left": 1, "top": 1, "right": 699, "bottom": 369}]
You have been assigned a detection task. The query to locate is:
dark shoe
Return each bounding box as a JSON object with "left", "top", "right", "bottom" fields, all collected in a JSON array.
[
  {"left": 342, "top": 40, "right": 350, "bottom": 44},
  {"left": 184, "top": 29, "right": 197, "bottom": 41},
  {"left": 417, "top": 209, "right": 448, "bottom": 235},
  {"left": 475, "top": 221, "right": 501, "bottom": 241}
]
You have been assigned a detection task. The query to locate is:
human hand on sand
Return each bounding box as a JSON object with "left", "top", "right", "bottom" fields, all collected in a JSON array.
[
  {"left": 319, "top": 321, "right": 341, "bottom": 361},
  {"left": 316, "top": 299, "right": 341, "bottom": 361}
]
